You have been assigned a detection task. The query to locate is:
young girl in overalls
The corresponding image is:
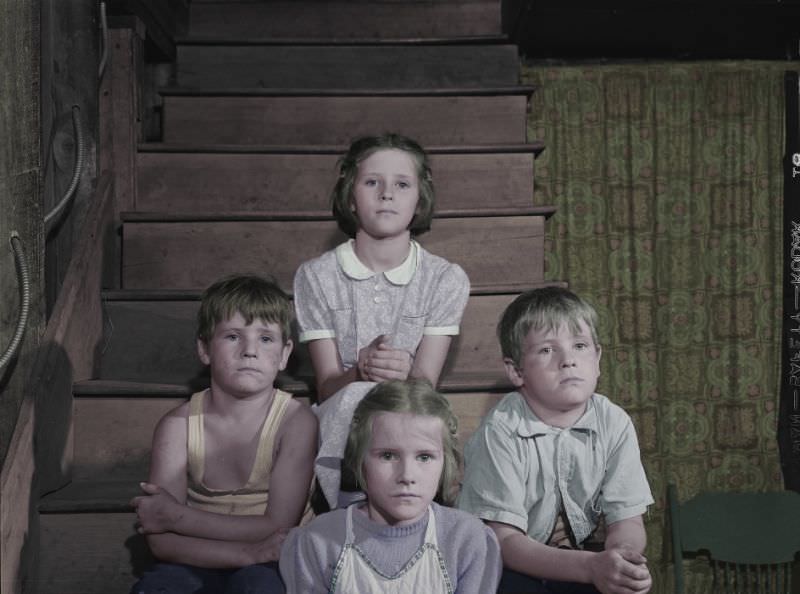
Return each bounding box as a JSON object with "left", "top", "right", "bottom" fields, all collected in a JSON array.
[
  {"left": 292, "top": 133, "right": 470, "bottom": 510},
  {"left": 279, "top": 379, "right": 502, "bottom": 594}
]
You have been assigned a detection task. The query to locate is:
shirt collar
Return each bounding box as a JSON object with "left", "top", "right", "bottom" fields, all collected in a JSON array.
[
  {"left": 513, "top": 391, "right": 600, "bottom": 438},
  {"left": 335, "top": 239, "right": 419, "bottom": 285}
]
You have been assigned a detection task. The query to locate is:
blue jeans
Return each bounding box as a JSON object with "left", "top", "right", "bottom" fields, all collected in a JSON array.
[
  {"left": 498, "top": 568, "right": 601, "bottom": 594},
  {"left": 130, "top": 562, "right": 284, "bottom": 594}
]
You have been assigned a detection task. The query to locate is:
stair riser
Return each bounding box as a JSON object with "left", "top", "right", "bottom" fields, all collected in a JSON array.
[
  {"left": 136, "top": 151, "right": 536, "bottom": 213},
  {"left": 177, "top": 45, "right": 519, "bottom": 89},
  {"left": 72, "top": 392, "right": 504, "bottom": 479},
  {"left": 161, "top": 95, "right": 529, "bottom": 145},
  {"left": 99, "top": 293, "right": 517, "bottom": 385},
  {"left": 72, "top": 398, "right": 182, "bottom": 480},
  {"left": 189, "top": 2, "right": 502, "bottom": 39},
  {"left": 37, "top": 513, "right": 148, "bottom": 594},
  {"left": 121, "top": 217, "right": 545, "bottom": 291}
]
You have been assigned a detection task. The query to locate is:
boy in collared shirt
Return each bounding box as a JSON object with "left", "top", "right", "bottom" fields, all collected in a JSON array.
[{"left": 457, "top": 287, "right": 653, "bottom": 594}]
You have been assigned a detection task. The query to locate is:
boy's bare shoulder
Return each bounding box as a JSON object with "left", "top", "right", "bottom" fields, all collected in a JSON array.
[
  {"left": 281, "top": 397, "right": 318, "bottom": 431},
  {"left": 154, "top": 400, "right": 190, "bottom": 433}
]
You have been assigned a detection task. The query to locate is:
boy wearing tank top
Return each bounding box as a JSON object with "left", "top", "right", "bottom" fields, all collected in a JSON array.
[{"left": 130, "top": 275, "right": 318, "bottom": 594}]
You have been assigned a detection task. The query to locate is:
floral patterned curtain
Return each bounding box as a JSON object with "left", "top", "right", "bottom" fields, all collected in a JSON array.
[{"left": 523, "top": 61, "right": 787, "bottom": 593}]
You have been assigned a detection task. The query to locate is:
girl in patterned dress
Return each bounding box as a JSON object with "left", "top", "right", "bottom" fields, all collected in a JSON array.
[{"left": 292, "top": 133, "right": 470, "bottom": 510}]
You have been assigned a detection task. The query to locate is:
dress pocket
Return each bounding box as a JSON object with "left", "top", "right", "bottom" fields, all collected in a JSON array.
[{"left": 393, "top": 311, "right": 427, "bottom": 354}]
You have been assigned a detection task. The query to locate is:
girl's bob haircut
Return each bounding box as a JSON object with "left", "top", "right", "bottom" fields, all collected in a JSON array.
[
  {"left": 497, "top": 286, "right": 600, "bottom": 368},
  {"left": 197, "top": 274, "right": 293, "bottom": 345},
  {"left": 344, "top": 379, "right": 461, "bottom": 505},
  {"left": 331, "top": 133, "right": 435, "bottom": 238}
]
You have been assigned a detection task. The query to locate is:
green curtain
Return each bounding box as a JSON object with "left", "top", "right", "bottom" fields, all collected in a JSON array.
[{"left": 523, "top": 61, "right": 787, "bottom": 593}]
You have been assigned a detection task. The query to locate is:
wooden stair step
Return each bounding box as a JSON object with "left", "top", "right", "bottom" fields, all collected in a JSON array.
[
  {"left": 176, "top": 43, "right": 520, "bottom": 89},
  {"left": 189, "top": 1, "right": 502, "bottom": 40},
  {"left": 135, "top": 142, "right": 545, "bottom": 213},
  {"left": 69, "top": 381, "right": 508, "bottom": 481},
  {"left": 120, "top": 215, "right": 547, "bottom": 291},
  {"left": 178, "top": 35, "right": 510, "bottom": 46},
  {"left": 97, "top": 290, "right": 550, "bottom": 385},
  {"left": 37, "top": 509, "right": 146, "bottom": 594},
  {"left": 160, "top": 86, "right": 535, "bottom": 145},
  {"left": 40, "top": 479, "right": 141, "bottom": 514}
]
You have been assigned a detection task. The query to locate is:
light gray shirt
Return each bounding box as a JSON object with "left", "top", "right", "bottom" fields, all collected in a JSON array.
[{"left": 457, "top": 391, "right": 653, "bottom": 545}]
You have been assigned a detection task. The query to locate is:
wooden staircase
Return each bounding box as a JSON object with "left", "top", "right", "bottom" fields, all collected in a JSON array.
[{"left": 33, "top": 2, "right": 556, "bottom": 591}]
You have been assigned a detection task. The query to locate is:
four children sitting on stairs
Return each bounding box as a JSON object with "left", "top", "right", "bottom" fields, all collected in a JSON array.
[{"left": 130, "top": 133, "right": 653, "bottom": 594}]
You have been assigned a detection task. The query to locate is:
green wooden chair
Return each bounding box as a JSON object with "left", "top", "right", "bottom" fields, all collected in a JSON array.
[{"left": 668, "top": 483, "right": 800, "bottom": 594}]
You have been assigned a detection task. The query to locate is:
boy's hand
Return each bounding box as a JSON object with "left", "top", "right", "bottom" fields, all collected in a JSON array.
[
  {"left": 130, "top": 482, "right": 183, "bottom": 535},
  {"left": 248, "top": 529, "right": 288, "bottom": 564},
  {"left": 588, "top": 547, "right": 652, "bottom": 594},
  {"left": 357, "top": 335, "right": 412, "bottom": 382}
]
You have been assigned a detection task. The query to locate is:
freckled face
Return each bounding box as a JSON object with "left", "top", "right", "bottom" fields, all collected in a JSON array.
[
  {"left": 506, "top": 320, "right": 601, "bottom": 427},
  {"left": 197, "top": 313, "right": 292, "bottom": 399},
  {"left": 362, "top": 412, "right": 444, "bottom": 526},
  {"left": 352, "top": 149, "right": 420, "bottom": 241}
]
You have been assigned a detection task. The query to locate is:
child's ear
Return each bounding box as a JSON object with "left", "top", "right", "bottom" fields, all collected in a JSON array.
[
  {"left": 197, "top": 339, "right": 211, "bottom": 366},
  {"left": 279, "top": 339, "right": 293, "bottom": 371},
  {"left": 503, "top": 358, "right": 525, "bottom": 388}
]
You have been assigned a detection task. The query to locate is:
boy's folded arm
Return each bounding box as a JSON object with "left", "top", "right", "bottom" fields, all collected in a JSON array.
[
  {"left": 489, "top": 521, "right": 651, "bottom": 594},
  {"left": 604, "top": 515, "right": 648, "bottom": 556},
  {"left": 144, "top": 530, "right": 283, "bottom": 569},
  {"left": 156, "top": 403, "right": 319, "bottom": 542},
  {"left": 489, "top": 521, "right": 595, "bottom": 584}
]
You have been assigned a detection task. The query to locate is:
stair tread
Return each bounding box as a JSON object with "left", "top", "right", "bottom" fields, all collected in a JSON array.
[
  {"left": 160, "top": 85, "right": 537, "bottom": 97},
  {"left": 74, "top": 371, "right": 515, "bottom": 398},
  {"left": 120, "top": 205, "right": 557, "bottom": 222},
  {"left": 177, "top": 35, "right": 510, "bottom": 47},
  {"left": 100, "top": 280, "right": 566, "bottom": 302},
  {"left": 137, "top": 141, "right": 546, "bottom": 155},
  {"left": 40, "top": 479, "right": 139, "bottom": 513}
]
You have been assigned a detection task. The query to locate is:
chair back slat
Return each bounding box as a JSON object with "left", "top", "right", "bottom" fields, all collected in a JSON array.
[{"left": 669, "top": 484, "right": 800, "bottom": 594}]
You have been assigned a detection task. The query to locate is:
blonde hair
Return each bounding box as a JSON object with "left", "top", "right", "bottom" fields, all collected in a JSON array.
[
  {"left": 498, "top": 286, "right": 600, "bottom": 367},
  {"left": 344, "top": 379, "right": 461, "bottom": 505}
]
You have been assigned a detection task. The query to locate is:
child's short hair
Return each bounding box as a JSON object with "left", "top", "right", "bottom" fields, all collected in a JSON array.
[
  {"left": 498, "top": 286, "right": 600, "bottom": 367},
  {"left": 197, "top": 274, "right": 293, "bottom": 344},
  {"left": 331, "top": 133, "right": 435, "bottom": 238},
  {"left": 344, "top": 379, "right": 461, "bottom": 505}
]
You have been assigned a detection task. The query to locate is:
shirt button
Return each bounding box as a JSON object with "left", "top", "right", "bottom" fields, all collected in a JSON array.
[
  {"left": 373, "top": 296, "right": 383, "bottom": 304},
  {"left": 374, "top": 284, "right": 382, "bottom": 291}
]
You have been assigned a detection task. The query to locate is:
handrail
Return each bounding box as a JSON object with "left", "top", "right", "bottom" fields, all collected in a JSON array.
[
  {"left": 0, "top": 233, "right": 31, "bottom": 372},
  {"left": 44, "top": 105, "right": 86, "bottom": 234}
]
